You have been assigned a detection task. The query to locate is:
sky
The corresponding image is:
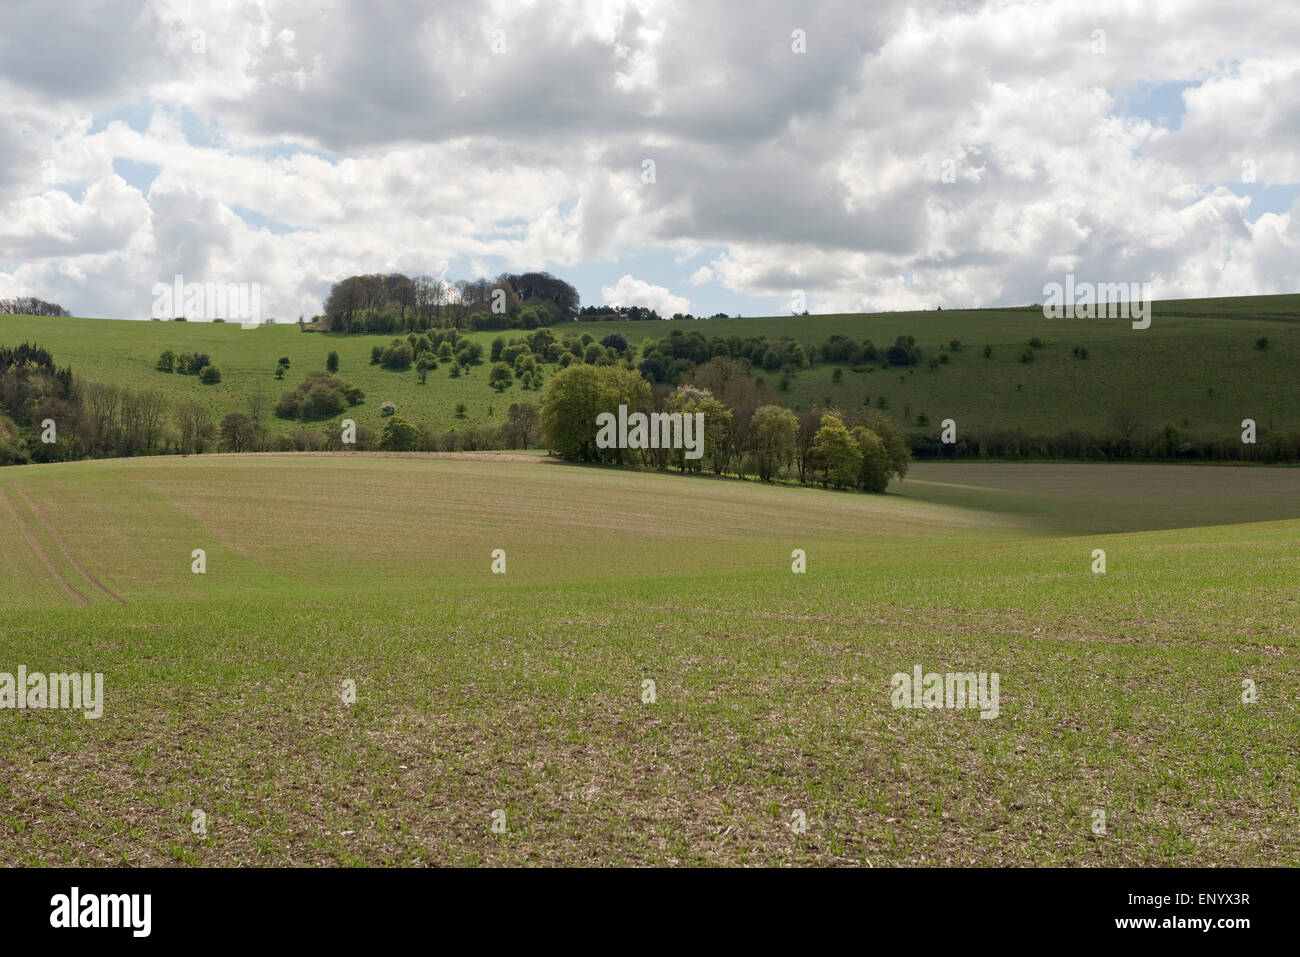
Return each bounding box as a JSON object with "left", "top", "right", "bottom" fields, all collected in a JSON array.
[{"left": 1, "top": 0, "right": 1298, "bottom": 321}]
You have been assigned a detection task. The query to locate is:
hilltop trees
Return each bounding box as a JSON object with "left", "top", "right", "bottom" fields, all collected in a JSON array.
[
  {"left": 321, "top": 271, "right": 579, "bottom": 333},
  {"left": 0, "top": 297, "right": 69, "bottom": 317}
]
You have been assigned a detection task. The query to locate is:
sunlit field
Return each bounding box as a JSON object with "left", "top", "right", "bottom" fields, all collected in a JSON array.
[{"left": 2, "top": 455, "right": 1296, "bottom": 866}]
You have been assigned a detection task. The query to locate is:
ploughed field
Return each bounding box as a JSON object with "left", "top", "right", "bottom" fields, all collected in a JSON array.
[{"left": 0, "top": 455, "right": 1297, "bottom": 865}]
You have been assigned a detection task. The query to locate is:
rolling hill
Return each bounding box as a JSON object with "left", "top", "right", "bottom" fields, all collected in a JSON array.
[
  {"left": 1, "top": 455, "right": 1297, "bottom": 865},
  {"left": 1, "top": 293, "right": 1297, "bottom": 441}
]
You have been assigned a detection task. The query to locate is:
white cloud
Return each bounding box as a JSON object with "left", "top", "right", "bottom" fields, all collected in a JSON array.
[
  {"left": 0, "top": 0, "right": 1298, "bottom": 318},
  {"left": 601, "top": 274, "right": 690, "bottom": 315}
]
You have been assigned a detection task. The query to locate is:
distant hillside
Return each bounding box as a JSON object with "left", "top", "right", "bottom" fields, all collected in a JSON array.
[{"left": 0, "top": 294, "right": 1296, "bottom": 450}]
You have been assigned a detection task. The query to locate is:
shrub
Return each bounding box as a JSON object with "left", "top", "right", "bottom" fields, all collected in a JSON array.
[
  {"left": 275, "top": 372, "right": 364, "bottom": 420},
  {"left": 199, "top": 365, "right": 222, "bottom": 384},
  {"left": 274, "top": 392, "right": 301, "bottom": 418},
  {"left": 489, "top": 363, "right": 514, "bottom": 392},
  {"left": 380, "top": 401, "right": 396, "bottom": 416},
  {"left": 381, "top": 342, "right": 414, "bottom": 369},
  {"left": 156, "top": 350, "right": 175, "bottom": 373},
  {"left": 302, "top": 384, "right": 344, "bottom": 417},
  {"left": 326, "top": 351, "right": 339, "bottom": 372},
  {"left": 379, "top": 415, "right": 419, "bottom": 452}
]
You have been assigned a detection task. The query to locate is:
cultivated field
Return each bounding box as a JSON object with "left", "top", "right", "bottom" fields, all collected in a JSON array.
[{"left": 1, "top": 455, "right": 1296, "bottom": 865}]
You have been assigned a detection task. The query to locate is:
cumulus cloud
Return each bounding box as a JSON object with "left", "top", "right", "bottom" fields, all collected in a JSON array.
[
  {"left": 601, "top": 274, "right": 691, "bottom": 314},
  {"left": 0, "top": 0, "right": 1297, "bottom": 318}
]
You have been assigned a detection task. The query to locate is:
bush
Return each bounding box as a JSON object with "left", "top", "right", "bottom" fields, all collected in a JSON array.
[
  {"left": 199, "top": 365, "right": 222, "bottom": 384},
  {"left": 302, "top": 384, "right": 344, "bottom": 417},
  {"left": 326, "top": 351, "right": 339, "bottom": 372},
  {"left": 275, "top": 372, "right": 364, "bottom": 420},
  {"left": 381, "top": 342, "right": 414, "bottom": 369},
  {"left": 489, "top": 363, "right": 514, "bottom": 392},
  {"left": 381, "top": 401, "right": 396, "bottom": 416},
  {"left": 379, "top": 415, "right": 419, "bottom": 451},
  {"left": 156, "top": 350, "right": 175, "bottom": 373},
  {"left": 274, "top": 392, "right": 301, "bottom": 418}
]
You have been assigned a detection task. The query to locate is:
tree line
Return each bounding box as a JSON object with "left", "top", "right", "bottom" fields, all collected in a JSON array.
[
  {"left": 0, "top": 297, "right": 70, "bottom": 317},
  {"left": 538, "top": 361, "right": 911, "bottom": 491},
  {"left": 320, "top": 271, "right": 579, "bottom": 334}
]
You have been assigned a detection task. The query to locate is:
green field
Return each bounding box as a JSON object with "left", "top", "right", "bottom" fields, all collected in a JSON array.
[
  {"left": 1, "top": 455, "right": 1296, "bottom": 866},
  {"left": 2, "top": 293, "right": 1297, "bottom": 437}
]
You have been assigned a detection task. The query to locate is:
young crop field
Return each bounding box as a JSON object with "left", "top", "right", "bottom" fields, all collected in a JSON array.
[{"left": 1, "top": 455, "right": 1296, "bottom": 866}]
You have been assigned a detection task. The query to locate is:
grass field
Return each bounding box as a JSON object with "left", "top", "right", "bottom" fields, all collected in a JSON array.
[
  {"left": 1, "top": 455, "right": 1297, "bottom": 866},
  {"left": 2, "top": 293, "right": 1297, "bottom": 437}
]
